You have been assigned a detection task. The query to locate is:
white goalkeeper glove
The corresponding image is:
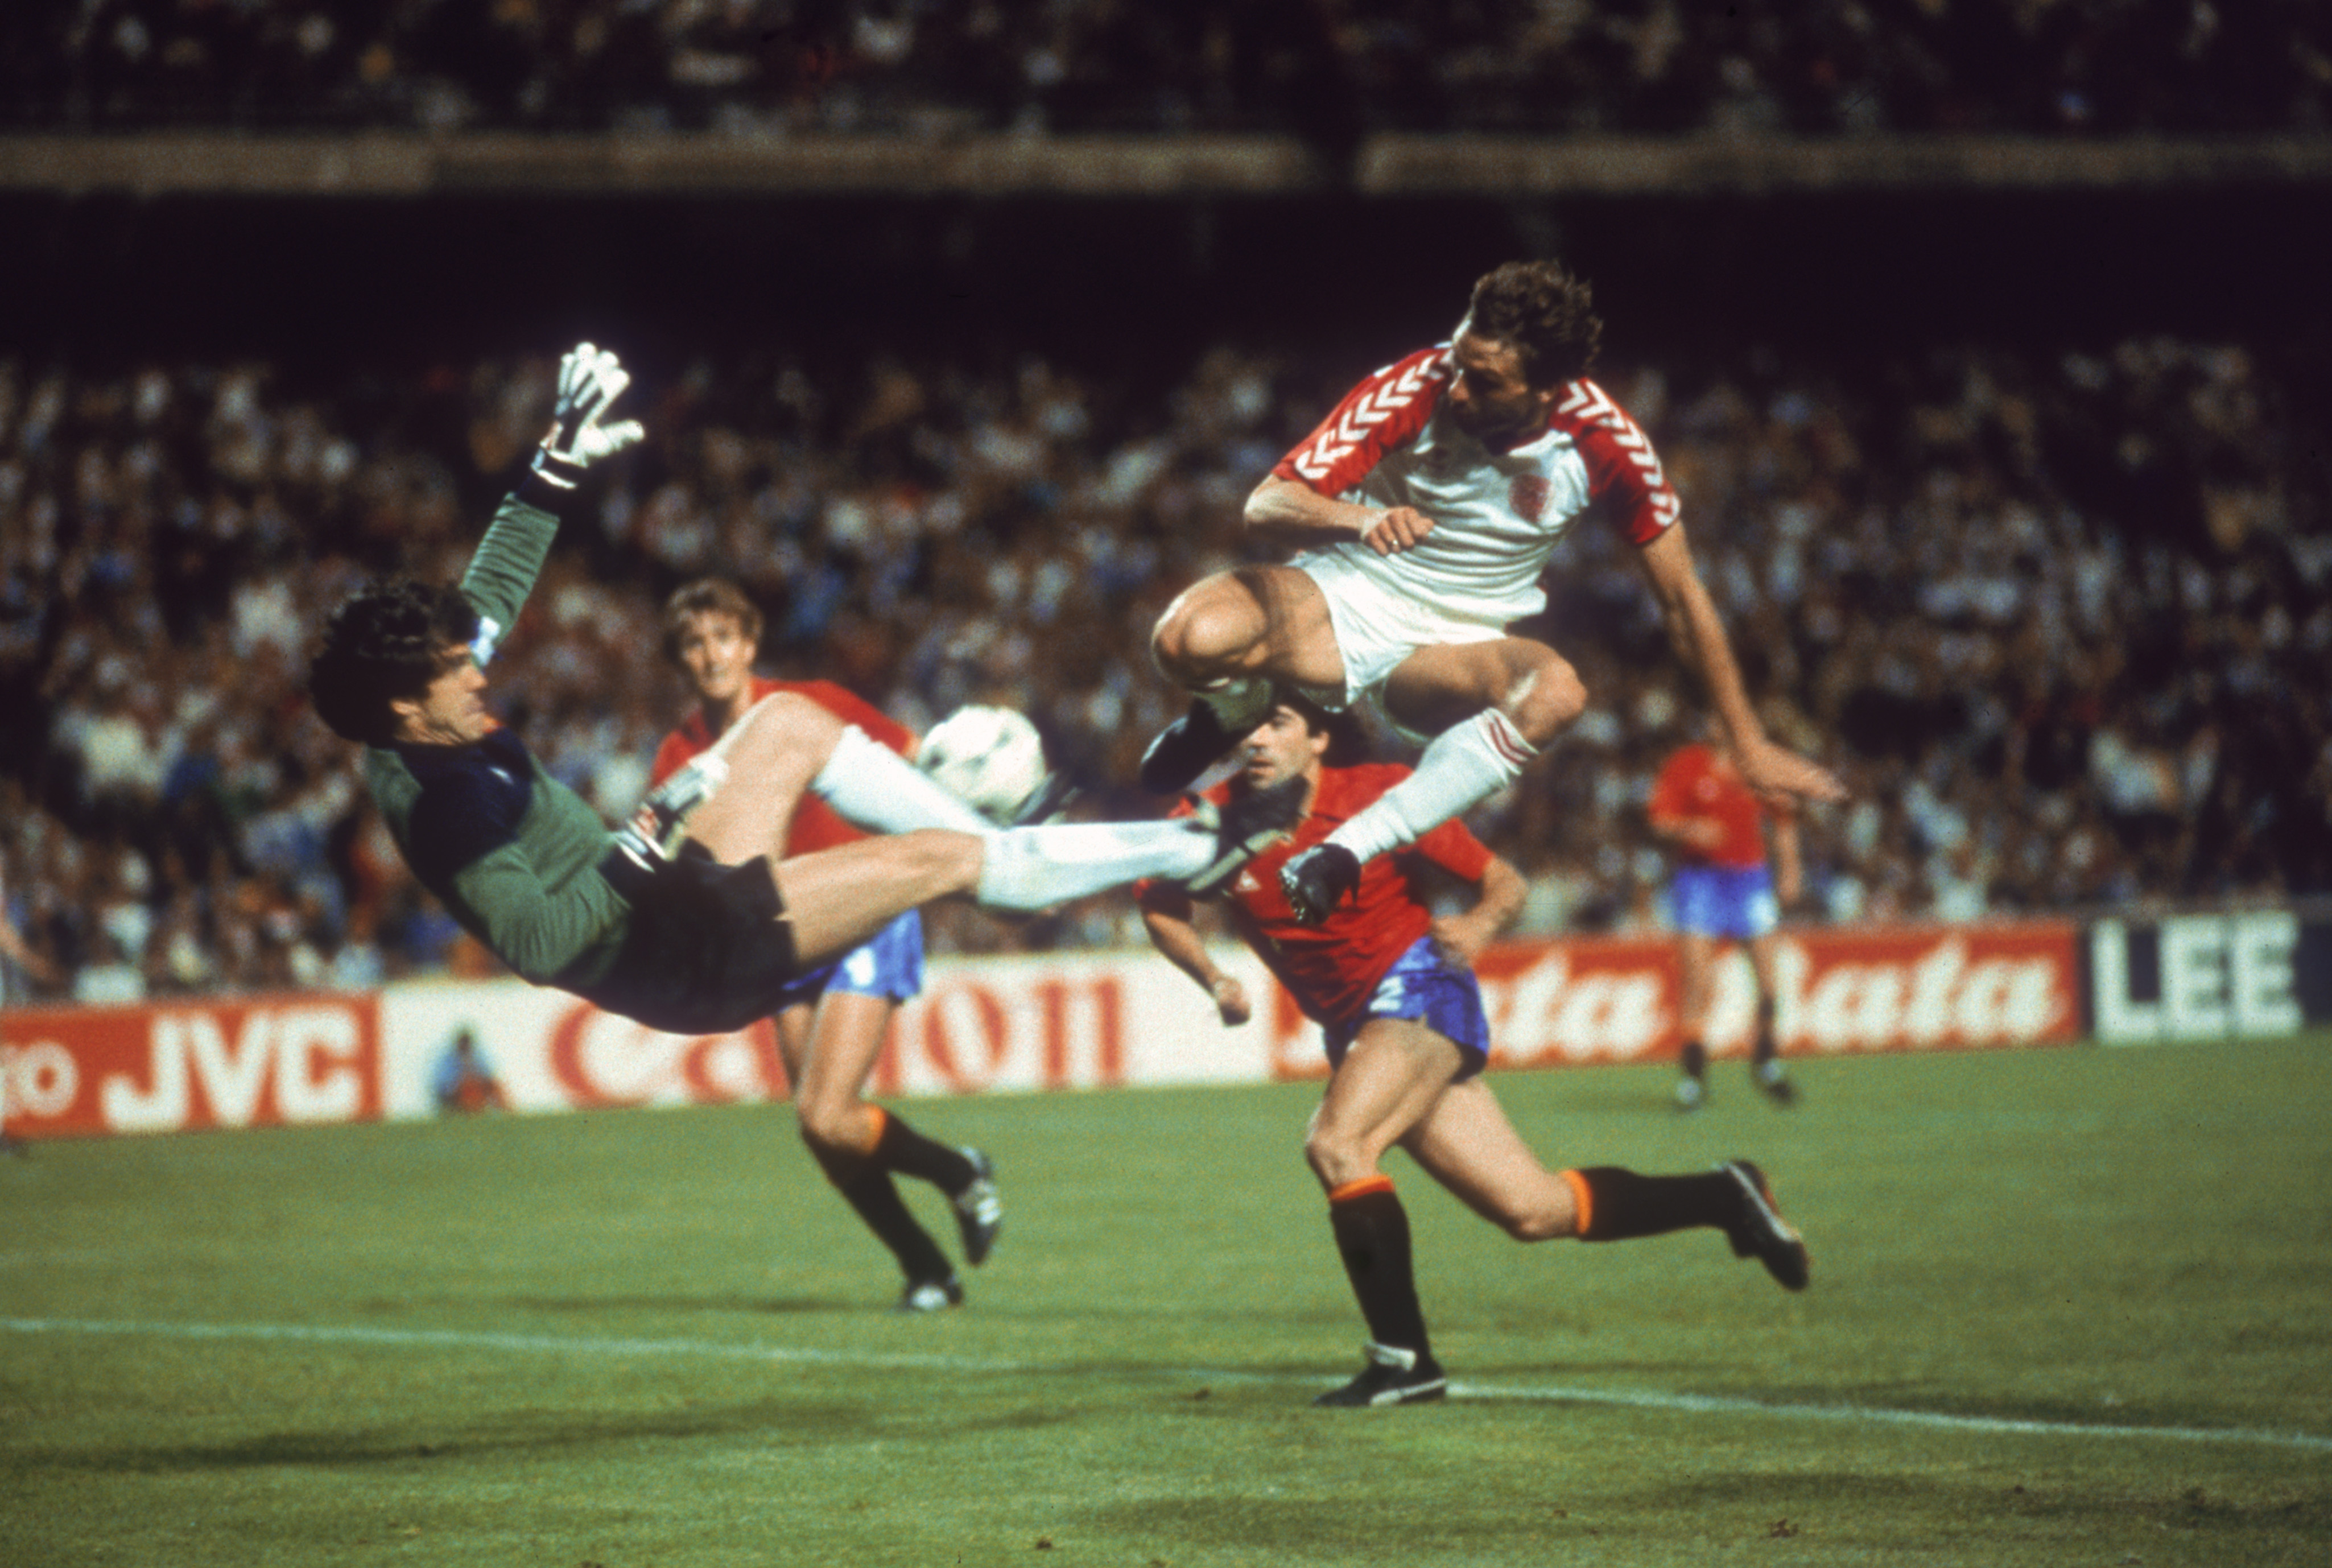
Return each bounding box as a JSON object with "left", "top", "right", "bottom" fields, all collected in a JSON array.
[{"left": 531, "top": 342, "right": 645, "bottom": 488}]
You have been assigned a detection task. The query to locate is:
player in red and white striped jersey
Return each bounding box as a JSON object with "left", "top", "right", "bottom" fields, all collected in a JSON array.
[{"left": 1145, "top": 259, "right": 1844, "bottom": 923}]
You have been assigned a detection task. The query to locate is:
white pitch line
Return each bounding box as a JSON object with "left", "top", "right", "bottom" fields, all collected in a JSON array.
[
  {"left": 6, "top": 1317, "right": 2329, "bottom": 1455},
  {"left": 1451, "top": 1381, "right": 2332, "bottom": 1453}
]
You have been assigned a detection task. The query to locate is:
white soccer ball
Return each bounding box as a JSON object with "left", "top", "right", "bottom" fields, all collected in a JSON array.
[{"left": 919, "top": 704, "right": 1050, "bottom": 823}]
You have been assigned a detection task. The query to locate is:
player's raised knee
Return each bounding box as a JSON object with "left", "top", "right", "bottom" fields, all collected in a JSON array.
[
  {"left": 740, "top": 690, "right": 843, "bottom": 749},
  {"left": 1510, "top": 657, "right": 1588, "bottom": 746},
  {"left": 1150, "top": 575, "right": 1256, "bottom": 683},
  {"left": 1149, "top": 587, "right": 1210, "bottom": 678}
]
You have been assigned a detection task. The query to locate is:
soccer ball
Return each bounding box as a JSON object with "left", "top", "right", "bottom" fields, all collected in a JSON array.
[{"left": 919, "top": 705, "right": 1050, "bottom": 823}]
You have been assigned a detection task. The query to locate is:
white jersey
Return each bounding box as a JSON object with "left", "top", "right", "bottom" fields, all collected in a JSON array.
[{"left": 1274, "top": 345, "right": 1681, "bottom": 626}]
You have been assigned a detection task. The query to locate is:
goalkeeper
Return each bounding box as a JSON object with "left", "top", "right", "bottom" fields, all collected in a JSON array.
[{"left": 308, "top": 344, "right": 1293, "bottom": 1043}]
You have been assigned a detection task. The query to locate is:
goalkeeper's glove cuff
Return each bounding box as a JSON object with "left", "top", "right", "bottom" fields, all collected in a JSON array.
[
  {"left": 529, "top": 445, "right": 587, "bottom": 490},
  {"left": 515, "top": 463, "right": 584, "bottom": 515}
]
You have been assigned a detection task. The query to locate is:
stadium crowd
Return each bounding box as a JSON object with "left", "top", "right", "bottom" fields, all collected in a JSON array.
[
  {"left": 10, "top": 0, "right": 2331, "bottom": 139},
  {"left": 1, "top": 324, "right": 2327, "bottom": 1002}
]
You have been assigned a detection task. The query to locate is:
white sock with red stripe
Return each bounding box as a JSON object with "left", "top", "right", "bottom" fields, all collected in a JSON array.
[
  {"left": 976, "top": 820, "right": 1214, "bottom": 911},
  {"left": 1324, "top": 708, "right": 1537, "bottom": 865}
]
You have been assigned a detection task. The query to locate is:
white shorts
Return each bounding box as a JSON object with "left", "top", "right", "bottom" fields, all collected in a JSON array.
[{"left": 1291, "top": 547, "right": 1506, "bottom": 738}]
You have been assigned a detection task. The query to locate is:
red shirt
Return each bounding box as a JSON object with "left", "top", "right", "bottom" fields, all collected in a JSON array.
[
  {"left": 650, "top": 676, "right": 913, "bottom": 859},
  {"left": 1138, "top": 763, "right": 1493, "bottom": 1026},
  {"left": 1648, "top": 744, "right": 1780, "bottom": 870}
]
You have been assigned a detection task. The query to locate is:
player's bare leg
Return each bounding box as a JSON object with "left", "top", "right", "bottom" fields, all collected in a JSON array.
[
  {"left": 1395, "top": 1078, "right": 1579, "bottom": 1240},
  {"left": 1282, "top": 637, "right": 1585, "bottom": 923},
  {"left": 1378, "top": 636, "right": 1586, "bottom": 748},
  {"left": 770, "top": 834, "right": 983, "bottom": 971},
  {"left": 1744, "top": 929, "right": 1797, "bottom": 1105},
  {"left": 781, "top": 992, "right": 897, "bottom": 1160},
  {"left": 1303, "top": 1018, "right": 1464, "bottom": 1407},
  {"left": 1304, "top": 1018, "right": 1464, "bottom": 1191},
  {"left": 1400, "top": 1074, "right": 1807, "bottom": 1290},
  {"left": 781, "top": 992, "right": 994, "bottom": 1309},
  {"left": 762, "top": 818, "right": 1279, "bottom": 968},
  {"left": 1141, "top": 566, "right": 1346, "bottom": 792},
  {"left": 1673, "top": 929, "right": 1719, "bottom": 1110}
]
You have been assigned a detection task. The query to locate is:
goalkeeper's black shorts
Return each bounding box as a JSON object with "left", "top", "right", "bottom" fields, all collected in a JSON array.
[{"left": 577, "top": 841, "right": 802, "bottom": 1034}]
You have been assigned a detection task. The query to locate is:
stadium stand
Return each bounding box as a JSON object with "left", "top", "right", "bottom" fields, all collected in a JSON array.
[
  {"left": 10, "top": 0, "right": 2332, "bottom": 138},
  {"left": 1, "top": 2, "right": 2325, "bottom": 1004},
  {"left": 2, "top": 321, "right": 2326, "bottom": 1000}
]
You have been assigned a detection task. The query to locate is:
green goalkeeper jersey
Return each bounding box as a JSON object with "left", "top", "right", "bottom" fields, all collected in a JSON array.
[{"left": 362, "top": 489, "right": 634, "bottom": 988}]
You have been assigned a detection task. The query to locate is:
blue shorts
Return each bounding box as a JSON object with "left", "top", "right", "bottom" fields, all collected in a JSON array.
[
  {"left": 1670, "top": 864, "right": 1780, "bottom": 942},
  {"left": 776, "top": 907, "right": 925, "bottom": 1008},
  {"left": 1322, "top": 937, "right": 1491, "bottom": 1082}
]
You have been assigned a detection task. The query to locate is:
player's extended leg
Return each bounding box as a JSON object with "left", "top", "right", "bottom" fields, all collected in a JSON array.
[
  {"left": 1393, "top": 1078, "right": 1577, "bottom": 1239},
  {"left": 771, "top": 833, "right": 987, "bottom": 973},
  {"left": 1282, "top": 637, "right": 1586, "bottom": 922},
  {"left": 781, "top": 992, "right": 993, "bottom": 1311},
  {"left": 769, "top": 816, "right": 1291, "bottom": 968},
  {"left": 1744, "top": 929, "right": 1797, "bottom": 1105},
  {"left": 1303, "top": 1018, "right": 1466, "bottom": 1407},
  {"left": 1140, "top": 566, "right": 1347, "bottom": 792},
  {"left": 1398, "top": 1083, "right": 1810, "bottom": 1290},
  {"left": 1674, "top": 930, "right": 1719, "bottom": 1111},
  {"left": 694, "top": 753, "right": 1291, "bottom": 972}
]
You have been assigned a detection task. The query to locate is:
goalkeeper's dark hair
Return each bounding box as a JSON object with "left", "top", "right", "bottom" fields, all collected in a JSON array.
[
  {"left": 661, "top": 577, "right": 764, "bottom": 665},
  {"left": 1466, "top": 259, "right": 1602, "bottom": 389},
  {"left": 308, "top": 580, "right": 480, "bottom": 746}
]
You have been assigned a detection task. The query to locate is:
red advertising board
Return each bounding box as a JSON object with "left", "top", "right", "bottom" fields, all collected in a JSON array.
[
  {"left": 2, "top": 993, "right": 381, "bottom": 1138},
  {"left": 1, "top": 921, "right": 2080, "bottom": 1139},
  {"left": 1265, "top": 920, "right": 2084, "bottom": 1079}
]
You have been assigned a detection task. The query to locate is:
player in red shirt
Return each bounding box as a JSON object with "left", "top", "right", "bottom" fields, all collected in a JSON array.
[
  {"left": 1139, "top": 695, "right": 1810, "bottom": 1407},
  {"left": 654, "top": 578, "right": 1001, "bottom": 1313},
  {"left": 1648, "top": 729, "right": 1805, "bottom": 1111},
  {"left": 1142, "top": 259, "right": 1843, "bottom": 926}
]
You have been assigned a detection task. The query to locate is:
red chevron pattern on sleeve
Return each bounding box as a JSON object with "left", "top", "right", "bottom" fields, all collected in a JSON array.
[
  {"left": 1553, "top": 379, "right": 1682, "bottom": 546},
  {"left": 1272, "top": 346, "right": 1452, "bottom": 494}
]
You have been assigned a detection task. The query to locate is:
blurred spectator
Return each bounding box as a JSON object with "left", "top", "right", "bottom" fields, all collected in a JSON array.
[
  {"left": 8, "top": 1, "right": 2331, "bottom": 139},
  {"left": 0, "top": 320, "right": 2327, "bottom": 1004},
  {"left": 431, "top": 1025, "right": 510, "bottom": 1115}
]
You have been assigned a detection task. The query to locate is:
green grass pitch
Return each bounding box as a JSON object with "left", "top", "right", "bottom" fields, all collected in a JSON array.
[{"left": 5, "top": 1035, "right": 2329, "bottom": 1566}]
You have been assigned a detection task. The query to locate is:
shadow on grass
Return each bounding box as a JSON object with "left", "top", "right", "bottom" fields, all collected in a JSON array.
[
  {"left": 23, "top": 1396, "right": 894, "bottom": 1474},
  {"left": 24, "top": 1384, "right": 1121, "bottom": 1478},
  {"left": 498, "top": 1293, "right": 866, "bottom": 1317},
  {"left": 1082, "top": 1492, "right": 1613, "bottom": 1557},
  {"left": 1621, "top": 1470, "right": 2332, "bottom": 1550},
  {"left": 1082, "top": 1472, "right": 2332, "bottom": 1559}
]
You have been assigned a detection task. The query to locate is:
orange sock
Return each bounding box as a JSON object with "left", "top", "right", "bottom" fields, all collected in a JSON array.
[{"left": 1328, "top": 1173, "right": 1396, "bottom": 1205}]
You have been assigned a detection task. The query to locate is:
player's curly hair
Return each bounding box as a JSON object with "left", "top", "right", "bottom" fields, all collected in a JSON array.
[
  {"left": 1466, "top": 260, "right": 1602, "bottom": 389},
  {"left": 308, "top": 580, "right": 480, "bottom": 746},
  {"left": 661, "top": 577, "right": 765, "bottom": 666}
]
